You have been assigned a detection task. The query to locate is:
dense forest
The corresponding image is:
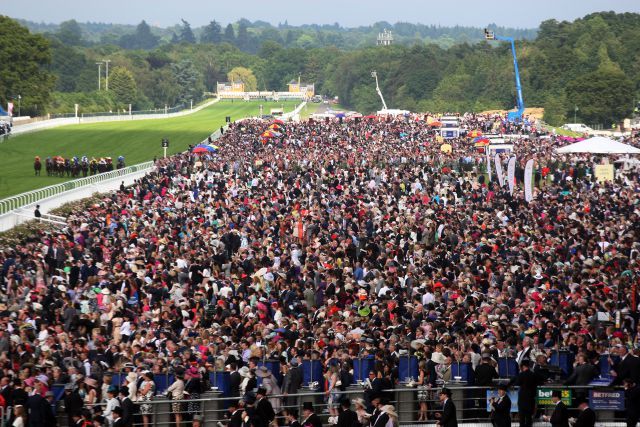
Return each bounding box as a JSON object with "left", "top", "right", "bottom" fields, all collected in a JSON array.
[{"left": 1, "top": 12, "right": 639, "bottom": 126}]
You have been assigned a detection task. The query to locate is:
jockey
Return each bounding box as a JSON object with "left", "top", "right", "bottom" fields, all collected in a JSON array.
[{"left": 82, "top": 155, "right": 88, "bottom": 163}]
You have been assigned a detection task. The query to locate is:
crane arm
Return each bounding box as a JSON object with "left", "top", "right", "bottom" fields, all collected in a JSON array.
[
  {"left": 371, "top": 71, "right": 388, "bottom": 111},
  {"left": 484, "top": 29, "right": 525, "bottom": 121}
]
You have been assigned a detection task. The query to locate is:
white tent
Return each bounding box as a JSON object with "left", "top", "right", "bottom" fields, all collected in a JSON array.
[{"left": 556, "top": 136, "right": 640, "bottom": 154}]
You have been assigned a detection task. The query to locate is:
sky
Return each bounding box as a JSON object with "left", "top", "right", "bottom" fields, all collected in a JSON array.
[{"left": 2, "top": 0, "right": 640, "bottom": 28}]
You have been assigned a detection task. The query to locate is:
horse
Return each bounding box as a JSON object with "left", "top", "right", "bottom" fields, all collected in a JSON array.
[
  {"left": 45, "top": 158, "right": 53, "bottom": 176},
  {"left": 81, "top": 160, "right": 89, "bottom": 177},
  {"left": 34, "top": 158, "right": 42, "bottom": 176}
]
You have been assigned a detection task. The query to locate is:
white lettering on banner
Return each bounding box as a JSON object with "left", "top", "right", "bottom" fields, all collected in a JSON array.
[
  {"left": 524, "top": 159, "right": 534, "bottom": 203},
  {"left": 495, "top": 154, "right": 504, "bottom": 187},
  {"left": 507, "top": 157, "right": 516, "bottom": 195}
]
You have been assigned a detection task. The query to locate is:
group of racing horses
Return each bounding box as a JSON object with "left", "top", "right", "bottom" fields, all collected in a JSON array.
[{"left": 33, "top": 156, "right": 126, "bottom": 177}]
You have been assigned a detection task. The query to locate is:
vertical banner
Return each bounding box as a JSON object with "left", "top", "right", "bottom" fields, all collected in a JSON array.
[
  {"left": 486, "top": 149, "right": 492, "bottom": 182},
  {"left": 7, "top": 102, "right": 13, "bottom": 116},
  {"left": 507, "top": 157, "right": 516, "bottom": 195},
  {"left": 495, "top": 154, "right": 504, "bottom": 187},
  {"left": 524, "top": 159, "right": 534, "bottom": 202}
]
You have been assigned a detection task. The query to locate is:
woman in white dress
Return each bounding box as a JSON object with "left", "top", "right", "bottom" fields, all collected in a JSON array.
[{"left": 12, "top": 405, "right": 26, "bottom": 427}]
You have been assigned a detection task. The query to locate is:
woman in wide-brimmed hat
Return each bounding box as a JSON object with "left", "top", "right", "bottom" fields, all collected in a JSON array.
[
  {"left": 353, "top": 398, "right": 371, "bottom": 425},
  {"left": 381, "top": 405, "right": 399, "bottom": 427},
  {"left": 256, "top": 366, "right": 282, "bottom": 413}
]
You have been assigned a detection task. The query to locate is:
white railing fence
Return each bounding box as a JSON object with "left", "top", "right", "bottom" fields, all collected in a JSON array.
[{"left": 0, "top": 161, "right": 154, "bottom": 215}]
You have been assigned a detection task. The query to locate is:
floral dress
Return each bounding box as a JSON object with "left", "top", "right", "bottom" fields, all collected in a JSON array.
[{"left": 138, "top": 379, "right": 156, "bottom": 415}]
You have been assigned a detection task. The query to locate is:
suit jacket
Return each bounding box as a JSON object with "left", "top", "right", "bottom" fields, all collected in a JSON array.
[
  {"left": 549, "top": 402, "right": 569, "bottom": 427},
  {"left": 228, "top": 409, "right": 243, "bottom": 427},
  {"left": 112, "top": 417, "right": 126, "bottom": 427},
  {"left": 565, "top": 363, "right": 598, "bottom": 386},
  {"left": 371, "top": 410, "right": 389, "bottom": 427},
  {"left": 337, "top": 408, "right": 359, "bottom": 427},
  {"left": 474, "top": 363, "right": 499, "bottom": 386},
  {"left": 282, "top": 367, "right": 303, "bottom": 394},
  {"left": 255, "top": 397, "right": 275, "bottom": 427},
  {"left": 574, "top": 407, "right": 596, "bottom": 427},
  {"left": 512, "top": 370, "right": 539, "bottom": 411},
  {"left": 439, "top": 399, "right": 458, "bottom": 427},
  {"left": 229, "top": 371, "right": 242, "bottom": 397},
  {"left": 516, "top": 347, "right": 532, "bottom": 365},
  {"left": 302, "top": 413, "right": 322, "bottom": 427},
  {"left": 27, "top": 394, "right": 49, "bottom": 427},
  {"left": 613, "top": 354, "right": 640, "bottom": 386},
  {"left": 491, "top": 394, "right": 511, "bottom": 427},
  {"left": 120, "top": 396, "right": 136, "bottom": 426}
]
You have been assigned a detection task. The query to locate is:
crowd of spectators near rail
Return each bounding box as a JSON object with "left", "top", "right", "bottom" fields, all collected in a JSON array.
[
  {"left": 1, "top": 112, "right": 640, "bottom": 427},
  {"left": 0, "top": 120, "right": 11, "bottom": 136}
]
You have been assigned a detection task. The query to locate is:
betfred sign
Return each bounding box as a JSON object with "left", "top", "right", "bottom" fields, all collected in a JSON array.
[
  {"left": 536, "top": 389, "right": 572, "bottom": 406},
  {"left": 589, "top": 390, "right": 624, "bottom": 410}
]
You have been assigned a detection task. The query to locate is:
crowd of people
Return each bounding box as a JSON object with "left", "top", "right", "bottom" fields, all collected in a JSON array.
[
  {"left": 1, "top": 111, "right": 640, "bottom": 427},
  {"left": 0, "top": 120, "right": 11, "bottom": 136}
]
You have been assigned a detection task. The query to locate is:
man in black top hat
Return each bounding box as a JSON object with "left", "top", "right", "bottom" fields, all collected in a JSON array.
[
  {"left": 336, "top": 397, "right": 358, "bottom": 427},
  {"left": 301, "top": 402, "right": 322, "bottom": 427},
  {"left": 489, "top": 385, "right": 511, "bottom": 427},
  {"left": 255, "top": 386, "right": 275, "bottom": 427},
  {"left": 542, "top": 390, "right": 568, "bottom": 427},
  {"left": 511, "top": 360, "right": 539, "bottom": 427},
  {"left": 118, "top": 386, "right": 135, "bottom": 427},
  {"left": 436, "top": 388, "right": 457, "bottom": 427},
  {"left": 572, "top": 397, "right": 595, "bottom": 427}
]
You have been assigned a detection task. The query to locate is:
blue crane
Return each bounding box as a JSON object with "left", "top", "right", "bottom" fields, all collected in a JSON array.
[{"left": 484, "top": 29, "right": 525, "bottom": 122}]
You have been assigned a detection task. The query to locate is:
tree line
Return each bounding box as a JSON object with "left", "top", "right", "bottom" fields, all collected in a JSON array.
[{"left": 1, "top": 12, "right": 639, "bottom": 125}]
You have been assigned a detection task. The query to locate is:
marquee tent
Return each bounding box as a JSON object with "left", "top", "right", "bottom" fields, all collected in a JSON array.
[{"left": 556, "top": 136, "right": 640, "bottom": 154}]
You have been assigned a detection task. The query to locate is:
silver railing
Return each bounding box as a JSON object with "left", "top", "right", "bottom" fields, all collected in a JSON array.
[
  {"left": 0, "top": 161, "right": 155, "bottom": 215},
  {"left": 52, "top": 385, "right": 625, "bottom": 427}
]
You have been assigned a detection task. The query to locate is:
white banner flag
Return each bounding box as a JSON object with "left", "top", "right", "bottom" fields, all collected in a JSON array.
[
  {"left": 507, "top": 157, "right": 516, "bottom": 195},
  {"left": 7, "top": 102, "right": 13, "bottom": 116},
  {"left": 486, "top": 149, "right": 491, "bottom": 182},
  {"left": 524, "top": 159, "right": 534, "bottom": 203},
  {"left": 495, "top": 154, "right": 504, "bottom": 187}
]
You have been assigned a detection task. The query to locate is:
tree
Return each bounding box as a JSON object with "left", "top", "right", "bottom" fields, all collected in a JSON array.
[
  {"left": 237, "top": 21, "right": 250, "bottom": 51},
  {"left": 171, "top": 60, "right": 203, "bottom": 104},
  {"left": 0, "top": 16, "right": 55, "bottom": 116},
  {"left": 50, "top": 40, "right": 87, "bottom": 92},
  {"left": 227, "top": 67, "right": 257, "bottom": 91},
  {"left": 179, "top": 19, "right": 196, "bottom": 44},
  {"left": 566, "top": 68, "right": 634, "bottom": 126},
  {"left": 224, "top": 24, "right": 236, "bottom": 44},
  {"left": 542, "top": 91, "right": 568, "bottom": 126},
  {"left": 119, "top": 20, "right": 160, "bottom": 50},
  {"left": 109, "top": 66, "right": 137, "bottom": 106},
  {"left": 201, "top": 20, "right": 223, "bottom": 44},
  {"left": 57, "top": 20, "right": 83, "bottom": 46}
]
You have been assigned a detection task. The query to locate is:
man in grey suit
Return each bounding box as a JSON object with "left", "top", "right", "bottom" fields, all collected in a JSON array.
[
  {"left": 282, "top": 358, "right": 303, "bottom": 407},
  {"left": 564, "top": 354, "right": 598, "bottom": 386}
]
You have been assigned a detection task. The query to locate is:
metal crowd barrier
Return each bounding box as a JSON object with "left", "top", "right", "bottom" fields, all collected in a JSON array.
[
  {"left": 0, "top": 161, "right": 155, "bottom": 215},
  {"left": 51, "top": 385, "right": 627, "bottom": 427}
]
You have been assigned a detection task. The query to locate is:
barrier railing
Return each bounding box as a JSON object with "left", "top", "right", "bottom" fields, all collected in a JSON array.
[
  {"left": 0, "top": 161, "right": 155, "bottom": 215},
  {"left": 51, "top": 385, "right": 625, "bottom": 427}
]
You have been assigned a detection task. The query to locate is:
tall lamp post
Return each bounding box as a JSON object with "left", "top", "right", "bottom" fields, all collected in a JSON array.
[
  {"left": 17, "top": 95, "right": 21, "bottom": 117},
  {"left": 95, "top": 62, "right": 103, "bottom": 90},
  {"left": 574, "top": 105, "right": 578, "bottom": 124},
  {"left": 103, "top": 59, "right": 111, "bottom": 91}
]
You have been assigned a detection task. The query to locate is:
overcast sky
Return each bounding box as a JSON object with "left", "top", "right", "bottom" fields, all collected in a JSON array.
[{"left": 2, "top": 0, "right": 639, "bottom": 28}]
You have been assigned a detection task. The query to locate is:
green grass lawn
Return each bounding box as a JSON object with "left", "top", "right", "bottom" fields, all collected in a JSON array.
[{"left": 0, "top": 100, "right": 299, "bottom": 199}]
